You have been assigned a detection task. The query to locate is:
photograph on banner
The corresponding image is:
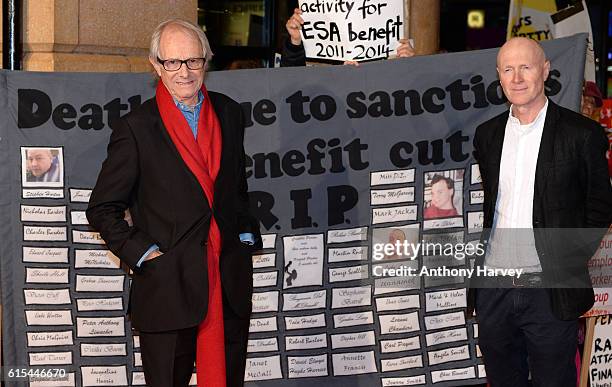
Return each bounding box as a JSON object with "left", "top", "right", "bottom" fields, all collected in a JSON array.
[
  {"left": 21, "top": 147, "right": 64, "bottom": 187},
  {"left": 298, "top": 0, "right": 404, "bottom": 62},
  {"left": 423, "top": 169, "right": 464, "bottom": 230},
  {"left": 371, "top": 223, "right": 420, "bottom": 261}
]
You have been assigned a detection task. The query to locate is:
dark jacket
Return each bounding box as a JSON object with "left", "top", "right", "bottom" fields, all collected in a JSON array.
[
  {"left": 280, "top": 39, "right": 306, "bottom": 67},
  {"left": 470, "top": 100, "right": 612, "bottom": 320},
  {"left": 86, "top": 91, "right": 261, "bottom": 332}
]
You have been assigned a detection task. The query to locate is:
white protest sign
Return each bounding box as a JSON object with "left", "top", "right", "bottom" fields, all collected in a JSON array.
[{"left": 299, "top": 0, "right": 404, "bottom": 62}]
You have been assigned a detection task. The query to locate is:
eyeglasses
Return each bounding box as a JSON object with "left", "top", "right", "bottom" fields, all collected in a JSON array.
[{"left": 156, "top": 57, "right": 206, "bottom": 71}]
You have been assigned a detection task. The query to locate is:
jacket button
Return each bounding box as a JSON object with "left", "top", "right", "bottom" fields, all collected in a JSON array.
[{"left": 201, "top": 240, "right": 207, "bottom": 246}]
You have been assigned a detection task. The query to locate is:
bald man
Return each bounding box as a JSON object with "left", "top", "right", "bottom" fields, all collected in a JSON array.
[
  {"left": 26, "top": 148, "right": 60, "bottom": 182},
  {"left": 471, "top": 38, "right": 612, "bottom": 386}
]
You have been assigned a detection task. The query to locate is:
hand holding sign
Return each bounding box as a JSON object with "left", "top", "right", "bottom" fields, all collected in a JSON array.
[
  {"left": 298, "top": 0, "right": 405, "bottom": 62},
  {"left": 286, "top": 8, "right": 305, "bottom": 46}
]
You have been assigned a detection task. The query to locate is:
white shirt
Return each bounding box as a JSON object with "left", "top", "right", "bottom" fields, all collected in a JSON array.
[{"left": 484, "top": 100, "right": 548, "bottom": 272}]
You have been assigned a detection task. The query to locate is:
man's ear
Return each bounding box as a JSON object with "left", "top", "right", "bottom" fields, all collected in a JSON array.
[
  {"left": 149, "top": 57, "right": 163, "bottom": 77},
  {"left": 543, "top": 60, "right": 550, "bottom": 80}
]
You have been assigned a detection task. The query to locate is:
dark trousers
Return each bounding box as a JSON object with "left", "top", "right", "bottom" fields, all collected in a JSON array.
[
  {"left": 476, "top": 288, "right": 578, "bottom": 387},
  {"left": 139, "top": 292, "right": 251, "bottom": 387}
]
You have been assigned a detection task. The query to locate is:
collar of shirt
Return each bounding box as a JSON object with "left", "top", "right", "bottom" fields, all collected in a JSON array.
[
  {"left": 507, "top": 99, "right": 548, "bottom": 135},
  {"left": 174, "top": 90, "right": 204, "bottom": 138},
  {"left": 174, "top": 90, "right": 204, "bottom": 112}
]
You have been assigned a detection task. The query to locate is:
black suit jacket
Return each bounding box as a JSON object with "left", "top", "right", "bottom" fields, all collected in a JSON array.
[
  {"left": 471, "top": 100, "right": 612, "bottom": 320},
  {"left": 86, "top": 91, "right": 261, "bottom": 332}
]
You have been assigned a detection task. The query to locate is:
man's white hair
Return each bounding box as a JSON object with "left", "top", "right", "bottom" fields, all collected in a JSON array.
[{"left": 149, "top": 19, "right": 213, "bottom": 65}]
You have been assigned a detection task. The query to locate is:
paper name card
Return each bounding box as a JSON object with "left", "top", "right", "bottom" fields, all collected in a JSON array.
[
  {"left": 425, "top": 288, "right": 467, "bottom": 312},
  {"left": 372, "top": 205, "right": 417, "bottom": 224},
  {"left": 332, "top": 351, "right": 377, "bottom": 376},
  {"left": 331, "top": 330, "right": 375, "bottom": 349},
  {"left": 467, "top": 211, "right": 484, "bottom": 232},
  {"left": 424, "top": 311, "right": 466, "bottom": 330},
  {"left": 133, "top": 336, "right": 140, "bottom": 348},
  {"left": 72, "top": 230, "right": 105, "bottom": 244},
  {"left": 23, "top": 188, "right": 64, "bottom": 199},
  {"left": 253, "top": 253, "right": 276, "bottom": 269},
  {"left": 27, "top": 330, "right": 73, "bottom": 347},
  {"left": 81, "top": 343, "right": 127, "bottom": 357},
  {"left": 24, "top": 288, "right": 71, "bottom": 305},
  {"left": 261, "top": 234, "right": 277, "bottom": 249},
  {"left": 470, "top": 190, "right": 484, "bottom": 205},
  {"left": 244, "top": 355, "right": 283, "bottom": 381},
  {"left": 471, "top": 164, "right": 481, "bottom": 184},
  {"left": 21, "top": 205, "right": 66, "bottom": 222},
  {"left": 30, "top": 372, "right": 75, "bottom": 386},
  {"left": 24, "top": 226, "right": 67, "bottom": 241},
  {"left": 81, "top": 366, "right": 127, "bottom": 386},
  {"left": 371, "top": 169, "right": 415, "bottom": 185},
  {"left": 333, "top": 311, "right": 374, "bottom": 328},
  {"left": 285, "top": 333, "right": 328, "bottom": 351},
  {"left": 428, "top": 344, "right": 470, "bottom": 366},
  {"left": 23, "top": 247, "right": 68, "bottom": 263},
  {"left": 381, "top": 375, "right": 427, "bottom": 386},
  {"left": 134, "top": 352, "right": 142, "bottom": 367},
  {"left": 287, "top": 354, "right": 328, "bottom": 378},
  {"left": 423, "top": 217, "right": 464, "bottom": 230},
  {"left": 249, "top": 317, "right": 277, "bottom": 333},
  {"left": 373, "top": 276, "right": 420, "bottom": 295},
  {"left": 132, "top": 372, "right": 145, "bottom": 386},
  {"left": 252, "top": 291, "right": 279, "bottom": 313},
  {"left": 329, "top": 265, "right": 367, "bottom": 283},
  {"left": 380, "top": 336, "right": 421, "bottom": 353},
  {"left": 379, "top": 312, "right": 420, "bottom": 334},
  {"left": 26, "top": 268, "right": 69, "bottom": 284},
  {"left": 425, "top": 327, "right": 468, "bottom": 347},
  {"left": 371, "top": 187, "right": 415, "bottom": 205},
  {"left": 327, "top": 226, "right": 368, "bottom": 244},
  {"left": 70, "top": 189, "right": 92, "bottom": 202},
  {"left": 76, "top": 317, "right": 125, "bottom": 337},
  {"left": 70, "top": 211, "right": 89, "bottom": 225},
  {"left": 253, "top": 271, "right": 278, "bottom": 288},
  {"left": 473, "top": 323, "right": 478, "bottom": 338},
  {"left": 76, "top": 297, "right": 123, "bottom": 312},
  {"left": 331, "top": 286, "right": 371, "bottom": 309},
  {"left": 285, "top": 313, "right": 326, "bottom": 330},
  {"left": 476, "top": 344, "right": 482, "bottom": 357},
  {"left": 375, "top": 294, "right": 420, "bottom": 312},
  {"left": 381, "top": 354, "right": 423, "bottom": 372},
  {"left": 26, "top": 310, "right": 72, "bottom": 326},
  {"left": 478, "top": 364, "right": 486, "bottom": 378},
  {"left": 29, "top": 351, "right": 73, "bottom": 365},
  {"left": 431, "top": 366, "right": 476, "bottom": 384},
  {"left": 247, "top": 337, "right": 279, "bottom": 353},
  {"left": 76, "top": 275, "right": 124, "bottom": 292},
  {"left": 328, "top": 246, "right": 368, "bottom": 262},
  {"left": 283, "top": 290, "right": 327, "bottom": 311},
  {"left": 74, "top": 249, "right": 121, "bottom": 269}
]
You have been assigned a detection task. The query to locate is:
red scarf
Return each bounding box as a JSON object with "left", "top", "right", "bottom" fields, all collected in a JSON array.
[{"left": 156, "top": 82, "right": 226, "bottom": 387}]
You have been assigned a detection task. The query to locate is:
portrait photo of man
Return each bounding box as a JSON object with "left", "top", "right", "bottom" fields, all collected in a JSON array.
[
  {"left": 423, "top": 170, "right": 464, "bottom": 220},
  {"left": 372, "top": 224, "right": 420, "bottom": 261},
  {"left": 21, "top": 147, "right": 63, "bottom": 187}
]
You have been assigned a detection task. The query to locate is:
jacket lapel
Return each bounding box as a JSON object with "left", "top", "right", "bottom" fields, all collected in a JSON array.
[
  {"left": 488, "top": 113, "right": 508, "bottom": 200},
  {"left": 534, "top": 100, "right": 558, "bottom": 198}
]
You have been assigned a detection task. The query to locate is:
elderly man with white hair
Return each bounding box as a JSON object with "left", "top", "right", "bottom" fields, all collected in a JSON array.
[{"left": 87, "top": 19, "right": 261, "bottom": 387}]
